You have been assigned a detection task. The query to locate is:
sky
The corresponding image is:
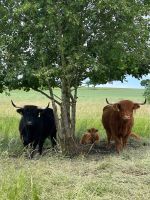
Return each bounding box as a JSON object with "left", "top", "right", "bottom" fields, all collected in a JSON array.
[{"left": 98, "top": 74, "right": 150, "bottom": 89}]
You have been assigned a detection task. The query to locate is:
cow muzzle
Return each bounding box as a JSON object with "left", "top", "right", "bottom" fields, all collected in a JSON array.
[
  {"left": 26, "top": 121, "right": 33, "bottom": 126},
  {"left": 122, "top": 115, "right": 131, "bottom": 120}
]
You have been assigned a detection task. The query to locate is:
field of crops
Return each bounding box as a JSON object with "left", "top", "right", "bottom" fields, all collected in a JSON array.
[{"left": 0, "top": 87, "right": 150, "bottom": 200}]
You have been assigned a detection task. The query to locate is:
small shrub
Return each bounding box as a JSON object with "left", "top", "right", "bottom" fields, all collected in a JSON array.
[{"left": 141, "top": 79, "right": 150, "bottom": 104}]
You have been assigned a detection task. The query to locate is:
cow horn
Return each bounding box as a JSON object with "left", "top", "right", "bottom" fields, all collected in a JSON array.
[
  {"left": 106, "top": 98, "right": 113, "bottom": 105},
  {"left": 138, "top": 98, "right": 146, "bottom": 105},
  {"left": 11, "top": 100, "right": 22, "bottom": 108},
  {"left": 45, "top": 102, "right": 50, "bottom": 109}
]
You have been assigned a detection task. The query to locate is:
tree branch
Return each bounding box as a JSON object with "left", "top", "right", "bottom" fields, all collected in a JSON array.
[
  {"left": 53, "top": 94, "right": 62, "bottom": 101},
  {"left": 32, "top": 88, "right": 61, "bottom": 106},
  {"left": 47, "top": 84, "right": 62, "bottom": 139}
]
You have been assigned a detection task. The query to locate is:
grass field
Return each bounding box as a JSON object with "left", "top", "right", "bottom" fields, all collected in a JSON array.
[{"left": 0, "top": 87, "right": 150, "bottom": 200}]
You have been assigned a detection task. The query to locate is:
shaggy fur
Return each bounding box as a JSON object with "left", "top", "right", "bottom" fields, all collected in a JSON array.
[
  {"left": 102, "top": 100, "right": 142, "bottom": 153},
  {"left": 80, "top": 128, "right": 100, "bottom": 145}
]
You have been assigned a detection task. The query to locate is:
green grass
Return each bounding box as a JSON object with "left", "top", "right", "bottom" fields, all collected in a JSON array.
[
  {"left": 0, "top": 87, "right": 150, "bottom": 200},
  {"left": 0, "top": 166, "right": 41, "bottom": 200},
  {"left": 0, "top": 147, "right": 150, "bottom": 200}
]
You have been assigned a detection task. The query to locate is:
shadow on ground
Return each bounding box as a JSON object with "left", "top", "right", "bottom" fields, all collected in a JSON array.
[
  {"left": 0, "top": 136, "right": 149, "bottom": 159},
  {"left": 78, "top": 138, "right": 150, "bottom": 157}
]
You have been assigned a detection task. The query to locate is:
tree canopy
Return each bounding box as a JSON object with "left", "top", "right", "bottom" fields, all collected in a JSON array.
[
  {"left": 141, "top": 79, "right": 150, "bottom": 87},
  {"left": 1, "top": 0, "right": 150, "bottom": 92}
]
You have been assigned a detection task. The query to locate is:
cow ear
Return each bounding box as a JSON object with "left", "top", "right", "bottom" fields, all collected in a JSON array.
[
  {"left": 87, "top": 129, "right": 91, "bottom": 132},
  {"left": 133, "top": 103, "right": 140, "bottom": 110},
  {"left": 95, "top": 129, "right": 98, "bottom": 132},
  {"left": 16, "top": 108, "right": 23, "bottom": 115},
  {"left": 113, "top": 103, "right": 120, "bottom": 111}
]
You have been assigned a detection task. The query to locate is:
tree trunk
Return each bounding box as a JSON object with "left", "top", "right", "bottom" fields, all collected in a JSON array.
[
  {"left": 71, "top": 87, "right": 77, "bottom": 137},
  {"left": 55, "top": 22, "right": 78, "bottom": 155},
  {"left": 48, "top": 80, "right": 78, "bottom": 156},
  {"left": 59, "top": 79, "right": 78, "bottom": 156},
  {"left": 48, "top": 86, "right": 61, "bottom": 139},
  {"left": 59, "top": 136, "right": 78, "bottom": 156}
]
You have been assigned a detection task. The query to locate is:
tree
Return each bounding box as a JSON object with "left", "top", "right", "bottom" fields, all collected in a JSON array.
[
  {"left": 85, "top": 79, "right": 96, "bottom": 88},
  {"left": 85, "top": 79, "right": 91, "bottom": 88},
  {"left": 141, "top": 79, "right": 150, "bottom": 103},
  {"left": 1, "top": 0, "right": 150, "bottom": 155}
]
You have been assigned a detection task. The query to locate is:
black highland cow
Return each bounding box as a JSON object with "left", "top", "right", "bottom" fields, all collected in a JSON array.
[{"left": 11, "top": 100, "right": 57, "bottom": 156}]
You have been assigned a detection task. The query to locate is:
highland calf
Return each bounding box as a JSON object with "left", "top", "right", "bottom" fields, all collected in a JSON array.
[
  {"left": 102, "top": 98, "right": 146, "bottom": 153},
  {"left": 80, "top": 128, "right": 100, "bottom": 145}
]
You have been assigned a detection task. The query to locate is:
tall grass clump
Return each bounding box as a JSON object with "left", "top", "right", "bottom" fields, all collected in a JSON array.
[{"left": 0, "top": 170, "right": 41, "bottom": 200}]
